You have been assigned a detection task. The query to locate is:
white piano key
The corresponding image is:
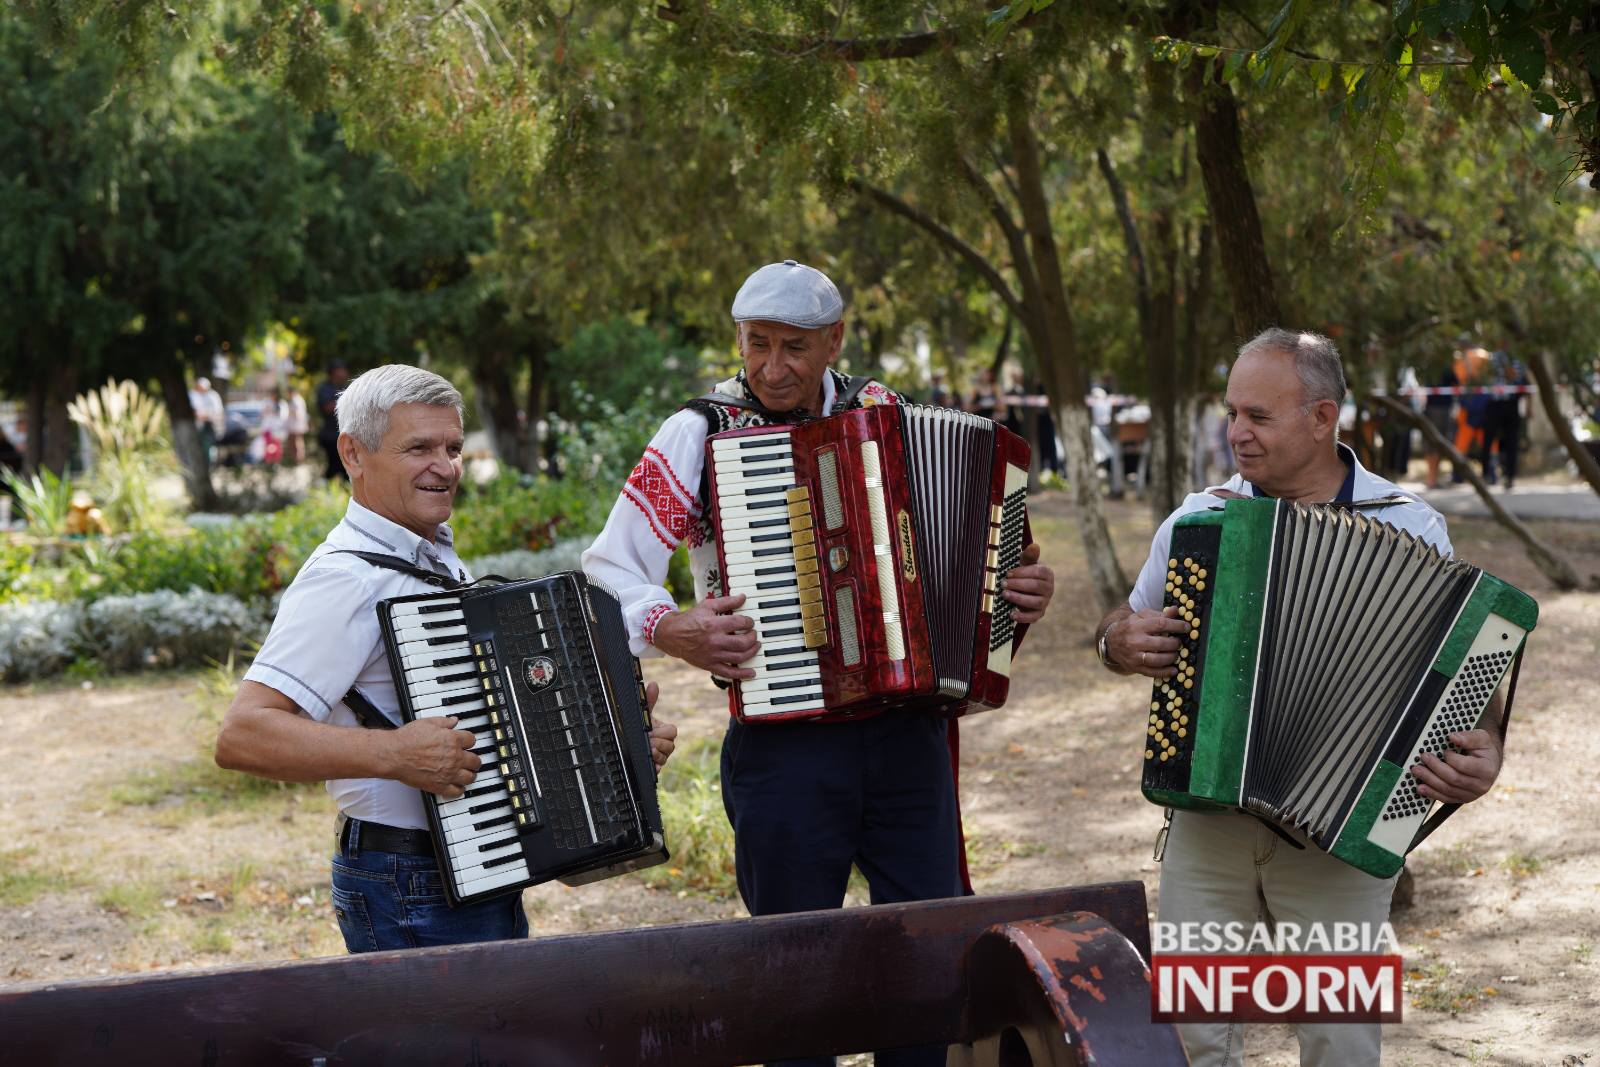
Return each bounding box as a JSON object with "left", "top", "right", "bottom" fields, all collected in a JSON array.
[
  {"left": 402, "top": 688, "right": 485, "bottom": 716},
  {"left": 401, "top": 673, "right": 486, "bottom": 699},
  {"left": 398, "top": 645, "right": 474, "bottom": 671},
  {"left": 387, "top": 599, "right": 462, "bottom": 618},
  {"left": 713, "top": 451, "right": 791, "bottom": 471},
  {"left": 726, "top": 559, "right": 797, "bottom": 579},
  {"left": 390, "top": 614, "right": 465, "bottom": 639},
  {"left": 739, "top": 675, "right": 824, "bottom": 697},
  {"left": 436, "top": 781, "right": 509, "bottom": 820},
  {"left": 393, "top": 624, "right": 470, "bottom": 647},
  {"left": 454, "top": 857, "right": 531, "bottom": 898},
  {"left": 440, "top": 805, "right": 516, "bottom": 843},
  {"left": 711, "top": 433, "right": 791, "bottom": 454},
  {"left": 446, "top": 833, "right": 524, "bottom": 870},
  {"left": 740, "top": 697, "right": 826, "bottom": 717}
]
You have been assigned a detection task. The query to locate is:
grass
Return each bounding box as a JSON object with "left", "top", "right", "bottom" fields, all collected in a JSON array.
[
  {"left": 95, "top": 880, "right": 166, "bottom": 919},
  {"left": 0, "top": 849, "right": 78, "bottom": 905},
  {"left": 1499, "top": 851, "right": 1545, "bottom": 878},
  {"left": 110, "top": 653, "right": 321, "bottom": 817},
  {"left": 638, "top": 738, "right": 737, "bottom": 898},
  {"left": 1406, "top": 962, "right": 1494, "bottom": 1015}
]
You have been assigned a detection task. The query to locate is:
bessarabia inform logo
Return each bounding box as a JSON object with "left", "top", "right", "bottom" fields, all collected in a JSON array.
[{"left": 1150, "top": 921, "right": 1404, "bottom": 1024}]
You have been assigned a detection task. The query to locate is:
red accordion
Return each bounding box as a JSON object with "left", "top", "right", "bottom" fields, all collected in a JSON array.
[{"left": 706, "top": 404, "right": 1031, "bottom": 723}]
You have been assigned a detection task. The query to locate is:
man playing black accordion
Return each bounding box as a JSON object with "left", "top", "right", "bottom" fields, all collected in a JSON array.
[
  {"left": 1094, "top": 329, "right": 1507, "bottom": 1067},
  {"left": 216, "top": 364, "right": 678, "bottom": 951},
  {"left": 582, "top": 259, "right": 1056, "bottom": 1067}
]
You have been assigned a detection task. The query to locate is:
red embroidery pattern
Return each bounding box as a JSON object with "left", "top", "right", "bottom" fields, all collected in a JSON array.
[
  {"left": 624, "top": 450, "right": 698, "bottom": 550},
  {"left": 642, "top": 603, "right": 674, "bottom": 645}
]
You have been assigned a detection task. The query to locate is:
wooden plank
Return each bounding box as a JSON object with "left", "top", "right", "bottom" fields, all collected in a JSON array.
[{"left": 0, "top": 883, "right": 1154, "bottom": 1066}]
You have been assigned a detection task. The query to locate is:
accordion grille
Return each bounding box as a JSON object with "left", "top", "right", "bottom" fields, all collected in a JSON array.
[
  {"left": 835, "top": 585, "right": 861, "bottom": 667},
  {"left": 817, "top": 449, "right": 845, "bottom": 531}
]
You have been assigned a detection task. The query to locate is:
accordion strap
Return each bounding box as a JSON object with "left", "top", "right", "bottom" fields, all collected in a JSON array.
[
  {"left": 322, "top": 549, "right": 488, "bottom": 731},
  {"left": 1405, "top": 643, "right": 1525, "bottom": 856}
]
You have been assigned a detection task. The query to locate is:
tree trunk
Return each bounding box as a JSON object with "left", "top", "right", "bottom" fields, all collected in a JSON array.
[
  {"left": 471, "top": 348, "right": 535, "bottom": 476},
  {"left": 1369, "top": 394, "right": 1582, "bottom": 590},
  {"left": 1525, "top": 347, "right": 1600, "bottom": 498},
  {"left": 525, "top": 344, "right": 556, "bottom": 478},
  {"left": 157, "top": 368, "right": 219, "bottom": 512},
  {"left": 23, "top": 378, "right": 45, "bottom": 473},
  {"left": 1007, "top": 97, "right": 1129, "bottom": 611},
  {"left": 1188, "top": 57, "right": 1281, "bottom": 339},
  {"left": 41, "top": 364, "right": 77, "bottom": 477}
]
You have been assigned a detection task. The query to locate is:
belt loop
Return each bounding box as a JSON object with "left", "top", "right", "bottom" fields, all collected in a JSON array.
[{"left": 339, "top": 813, "right": 361, "bottom": 857}]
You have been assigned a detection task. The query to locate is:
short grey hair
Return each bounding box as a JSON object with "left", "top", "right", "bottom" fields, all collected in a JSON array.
[
  {"left": 335, "top": 364, "right": 464, "bottom": 450},
  {"left": 1238, "top": 328, "right": 1347, "bottom": 405}
]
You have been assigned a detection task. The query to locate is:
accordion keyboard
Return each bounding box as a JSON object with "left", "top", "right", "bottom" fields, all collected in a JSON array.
[
  {"left": 709, "top": 430, "right": 826, "bottom": 717},
  {"left": 1143, "top": 548, "right": 1213, "bottom": 787},
  {"left": 387, "top": 595, "right": 532, "bottom": 900}
]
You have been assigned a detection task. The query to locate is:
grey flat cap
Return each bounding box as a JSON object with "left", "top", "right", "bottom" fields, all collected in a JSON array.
[{"left": 731, "top": 260, "right": 843, "bottom": 329}]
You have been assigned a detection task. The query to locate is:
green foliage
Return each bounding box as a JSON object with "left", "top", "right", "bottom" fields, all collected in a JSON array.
[
  {"left": 638, "top": 739, "right": 736, "bottom": 898},
  {"left": 549, "top": 316, "right": 704, "bottom": 419},
  {"left": 449, "top": 472, "right": 610, "bottom": 558},
  {"left": 67, "top": 379, "right": 177, "bottom": 533},
  {"left": 3, "top": 467, "right": 75, "bottom": 535},
  {"left": 0, "top": 849, "right": 77, "bottom": 906}
]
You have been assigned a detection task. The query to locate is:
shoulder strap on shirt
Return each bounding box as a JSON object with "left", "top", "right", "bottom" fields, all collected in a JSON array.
[
  {"left": 323, "top": 549, "right": 463, "bottom": 589},
  {"left": 833, "top": 374, "right": 872, "bottom": 411},
  {"left": 323, "top": 549, "right": 462, "bottom": 729}
]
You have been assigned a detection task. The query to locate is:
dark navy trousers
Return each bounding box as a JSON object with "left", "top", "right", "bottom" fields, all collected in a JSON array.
[{"left": 720, "top": 712, "right": 963, "bottom": 1067}]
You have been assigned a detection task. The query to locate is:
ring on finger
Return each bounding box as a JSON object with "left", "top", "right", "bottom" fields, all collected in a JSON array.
[{"left": 1141, "top": 651, "right": 1148, "bottom": 666}]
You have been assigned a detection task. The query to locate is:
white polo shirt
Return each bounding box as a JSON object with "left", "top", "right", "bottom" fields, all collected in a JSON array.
[
  {"left": 1128, "top": 444, "right": 1452, "bottom": 613},
  {"left": 242, "top": 499, "right": 470, "bottom": 830}
]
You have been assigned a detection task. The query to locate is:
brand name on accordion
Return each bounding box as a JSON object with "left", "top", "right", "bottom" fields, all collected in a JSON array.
[{"left": 895, "top": 509, "right": 916, "bottom": 582}]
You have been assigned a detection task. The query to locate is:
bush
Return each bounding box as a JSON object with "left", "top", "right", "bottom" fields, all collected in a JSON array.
[
  {"left": 449, "top": 473, "right": 611, "bottom": 557},
  {"left": 465, "top": 538, "right": 590, "bottom": 581},
  {"left": 0, "top": 600, "right": 84, "bottom": 681},
  {"left": 82, "top": 590, "right": 264, "bottom": 673},
  {"left": 638, "top": 739, "right": 736, "bottom": 898}
]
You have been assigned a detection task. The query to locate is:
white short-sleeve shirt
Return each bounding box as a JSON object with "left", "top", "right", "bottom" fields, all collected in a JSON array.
[
  {"left": 242, "top": 499, "right": 470, "bottom": 830},
  {"left": 1128, "top": 444, "right": 1452, "bottom": 613}
]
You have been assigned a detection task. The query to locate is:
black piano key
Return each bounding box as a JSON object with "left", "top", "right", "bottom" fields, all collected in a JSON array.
[
  {"left": 768, "top": 677, "right": 817, "bottom": 690},
  {"left": 766, "top": 644, "right": 808, "bottom": 657},
  {"left": 754, "top": 565, "right": 796, "bottom": 576},
  {"left": 744, "top": 465, "right": 794, "bottom": 478},
  {"left": 467, "top": 799, "right": 504, "bottom": 814},
  {"left": 753, "top": 546, "right": 790, "bottom": 558},
  {"left": 747, "top": 498, "right": 788, "bottom": 510},
  {"left": 473, "top": 814, "right": 517, "bottom": 831},
  {"left": 738, "top": 437, "right": 786, "bottom": 449},
  {"left": 443, "top": 692, "right": 485, "bottom": 706},
  {"left": 751, "top": 530, "right": 791, "bottom": 543},
  {"left": 481, "top": 848, "right": 522, "bottom": 864},
  {"left": 757, "top": 597, "right": 801, "bottom": 609},
  {"left": 750, "top": 517, "right": 789, "bottom": 529},
  {"left": 760, "top": 626, "right": 803, "bottom": 639},
  {"left": 756, "top": 578, "right": 798, "bottom": 590}
]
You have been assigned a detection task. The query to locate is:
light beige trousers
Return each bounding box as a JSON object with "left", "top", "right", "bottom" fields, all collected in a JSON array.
[{"left": 1158, "top": 810, "right": 1399, "bottom": 1067}]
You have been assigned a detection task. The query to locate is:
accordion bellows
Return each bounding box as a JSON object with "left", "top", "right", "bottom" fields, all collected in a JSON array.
[{"left": 1142, "top": 498, "right": 1538, "bottom": 878}]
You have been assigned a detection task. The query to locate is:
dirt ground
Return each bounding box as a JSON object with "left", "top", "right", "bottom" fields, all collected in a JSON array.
[{"left": 2, "top": 486, "right": 1597, "bottom": 1066}]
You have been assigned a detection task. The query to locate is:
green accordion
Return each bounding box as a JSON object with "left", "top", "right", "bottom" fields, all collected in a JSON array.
[{"left": 1142, "top": 497, "right": 1538, "bottom": 878}]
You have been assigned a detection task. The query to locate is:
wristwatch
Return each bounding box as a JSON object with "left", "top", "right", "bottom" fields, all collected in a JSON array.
[{"left": 1096, "top": 621, "right": 1116, "bottom": 668}]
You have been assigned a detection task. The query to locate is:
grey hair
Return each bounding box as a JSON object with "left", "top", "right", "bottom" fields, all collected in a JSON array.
[
  {"left": 335, "top": 364, "right": 464, "bottom": 450},
  {"left": 1238, "top": 328, "right": 1347, "bottom": 405}
]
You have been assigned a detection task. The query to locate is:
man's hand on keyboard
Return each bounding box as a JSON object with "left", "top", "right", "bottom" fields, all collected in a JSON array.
[
  {"left": 652, "top": 593, "right": 760, "bottom": 680},
  {"left": 386, "top": 716, "right": 482, "bottom": 799}
]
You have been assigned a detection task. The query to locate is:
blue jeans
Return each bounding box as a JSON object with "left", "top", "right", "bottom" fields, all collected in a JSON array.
[{"left": 330, "top": 831, "right": 528, "bottom": 953}]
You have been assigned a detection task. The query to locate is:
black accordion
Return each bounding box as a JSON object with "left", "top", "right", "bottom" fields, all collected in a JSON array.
[{"left": 377, "top": 571, "right": 667, "bottom": 906}]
